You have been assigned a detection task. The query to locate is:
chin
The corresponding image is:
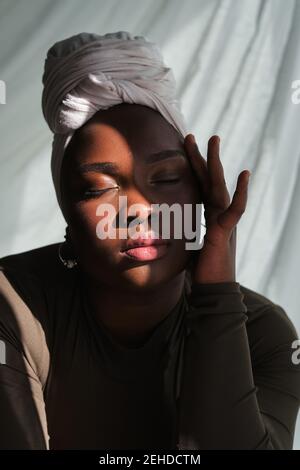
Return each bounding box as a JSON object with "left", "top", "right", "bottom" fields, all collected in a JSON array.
[{"left": 117, "top": 264, "right": 174, "bottom": 292}]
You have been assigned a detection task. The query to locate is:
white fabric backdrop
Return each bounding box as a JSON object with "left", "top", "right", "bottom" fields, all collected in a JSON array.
[{"left": 0, "top": 0, "right": 300, "bottom": 448}]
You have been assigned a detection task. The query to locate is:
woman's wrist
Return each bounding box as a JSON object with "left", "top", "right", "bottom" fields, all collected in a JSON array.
[{"left": 188, "top": 280, "right": 247, "bottom": 316}]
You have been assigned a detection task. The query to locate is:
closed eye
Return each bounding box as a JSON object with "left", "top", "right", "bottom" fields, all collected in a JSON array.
[
  {"left": 83, "top": 187, "right": 119, "bottom": 199},
  {"left": 151, "top": 178, "right": 181, "bottom": 184}
]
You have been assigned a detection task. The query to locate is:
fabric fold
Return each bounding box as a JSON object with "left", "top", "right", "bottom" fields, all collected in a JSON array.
[{"left": 41, "top": 31, "right": 188, "bottom": 209}]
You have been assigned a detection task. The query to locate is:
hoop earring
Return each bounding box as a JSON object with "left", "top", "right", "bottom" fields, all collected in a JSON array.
[{"left": 58, "top": 241, "right": 78, "bottom": 269}]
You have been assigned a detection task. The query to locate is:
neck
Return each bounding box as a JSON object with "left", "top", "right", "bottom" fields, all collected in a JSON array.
[{"left": 82, "top": 272, "right": 186, "bottom": 348}]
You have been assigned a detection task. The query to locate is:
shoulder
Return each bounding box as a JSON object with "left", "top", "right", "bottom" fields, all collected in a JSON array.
[
  {"left": 0, "top": 242, "right": 80, "bottom": 326},
  {"left": 0, "top": 242, "right": 80, "bottom": 302},
  {"left": 188, "top": 280, "right": 298, "bottom": 346},
  {"left": 0, "top": 243, "right": 67, "bottom": 284},
  {"left": 0, "top": 243, "right": 78, "bottom": 385},
  {"left": 240, "top": 284, "right": 298, "bottom": 345},
  {"left": 0, "top": 243, "right": 60, "bottom": 316},
  {"left": 0, "top": 244, "right": 63, "bottom": 387},
  {"left": 240, "top": 284, "right": 300, "bottom": 399}
]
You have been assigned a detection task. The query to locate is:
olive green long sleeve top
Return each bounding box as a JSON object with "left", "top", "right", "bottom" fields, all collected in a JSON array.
[{"left": 0, "top": 243, "right": 299, "bottom": 450}]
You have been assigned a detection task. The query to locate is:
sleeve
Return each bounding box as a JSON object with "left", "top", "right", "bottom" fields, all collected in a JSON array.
[
  {"left": 0, "top": 269, "right": 50, "bottom": 449},
  {"left": 179, "top": 281, "right": 300, "bottom": 450}
]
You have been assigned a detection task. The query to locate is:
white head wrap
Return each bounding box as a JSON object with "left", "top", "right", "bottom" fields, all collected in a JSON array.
[{"left": 42, "top": 31, "right": 188, "bottom": 209}]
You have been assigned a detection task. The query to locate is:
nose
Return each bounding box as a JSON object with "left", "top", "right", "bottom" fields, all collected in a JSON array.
[{"left": 118, "top": 187, "right": 154, "bottom": 230}]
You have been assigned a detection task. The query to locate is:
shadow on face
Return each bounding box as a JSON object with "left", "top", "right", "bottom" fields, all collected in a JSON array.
[{"left": 60, "top": 103, "right": 201, "bottom": 292}]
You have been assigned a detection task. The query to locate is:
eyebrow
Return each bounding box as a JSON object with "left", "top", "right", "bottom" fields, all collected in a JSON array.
[
  {"left": 77, "top": 162, "right": 119, "bottom": 175},
  {"left": 145, "top": 149, "right": 186, "bottom": 164},
  {"left": 77, "top": 149, "right": 186, "bottom": 175}
]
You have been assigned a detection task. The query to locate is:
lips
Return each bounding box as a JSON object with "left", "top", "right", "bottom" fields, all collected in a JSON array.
[{"left": 120, "top": 235, "right": 170, "bottom": 261}]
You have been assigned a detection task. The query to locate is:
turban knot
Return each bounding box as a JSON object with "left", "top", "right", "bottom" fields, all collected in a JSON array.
[{"left": 41, "top": 31, "right": 187, "bottom": 209}]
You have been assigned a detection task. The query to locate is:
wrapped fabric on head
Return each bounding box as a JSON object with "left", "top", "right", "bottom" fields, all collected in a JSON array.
[{"left": 42, "top": 31, "right": 188, "bottom": 209}]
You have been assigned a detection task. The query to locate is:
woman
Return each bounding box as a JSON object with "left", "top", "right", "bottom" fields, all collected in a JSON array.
[{"left": 0, "top": 31, "right": 299, "bottom": 450}]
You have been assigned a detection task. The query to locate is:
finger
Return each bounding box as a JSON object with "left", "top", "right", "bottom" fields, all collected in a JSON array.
[
  {"left": 207, "top": 135, "right": 231, "bottom": 209},
  {"left": 184, "top": 134, "right": 210, "bottom": 196},
  {"left": 217, "top": 170, "right": 250, "bottom": 231}
]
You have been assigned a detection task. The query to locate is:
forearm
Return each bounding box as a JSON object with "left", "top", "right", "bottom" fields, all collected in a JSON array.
[{"left": 179, "top": 282, "right": 274, "bottom": 450}]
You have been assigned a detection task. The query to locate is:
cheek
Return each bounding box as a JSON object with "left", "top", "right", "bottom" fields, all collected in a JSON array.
[
  {"left": 67, "top": 202, "right": 123, "bottom": 259},
  {"left": 164, "top": 175, "right": 201, "bottom": 206},
  {"left": 184, "top": 176, "right": 201, "bottom": 204},
  {"left": 166, "top": 180, "right": 201, "bottom": 231},
  {"left": 69, "top": 206, "right": 99, "bottom": 244}
]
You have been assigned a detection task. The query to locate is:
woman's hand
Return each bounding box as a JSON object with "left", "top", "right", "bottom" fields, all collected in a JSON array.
[{"left": 185, "top": 134, "right": 251, "bottom": 284}]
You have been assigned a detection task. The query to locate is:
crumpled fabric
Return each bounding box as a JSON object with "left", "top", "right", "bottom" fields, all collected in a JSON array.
[{"left": 41, "top": 31, "right": 188, "bottom": 209}]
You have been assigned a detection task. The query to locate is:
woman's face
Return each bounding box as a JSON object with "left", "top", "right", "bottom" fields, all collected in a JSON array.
[{"left": 60, "top": 103, "right": 201, "bottom": 292}]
